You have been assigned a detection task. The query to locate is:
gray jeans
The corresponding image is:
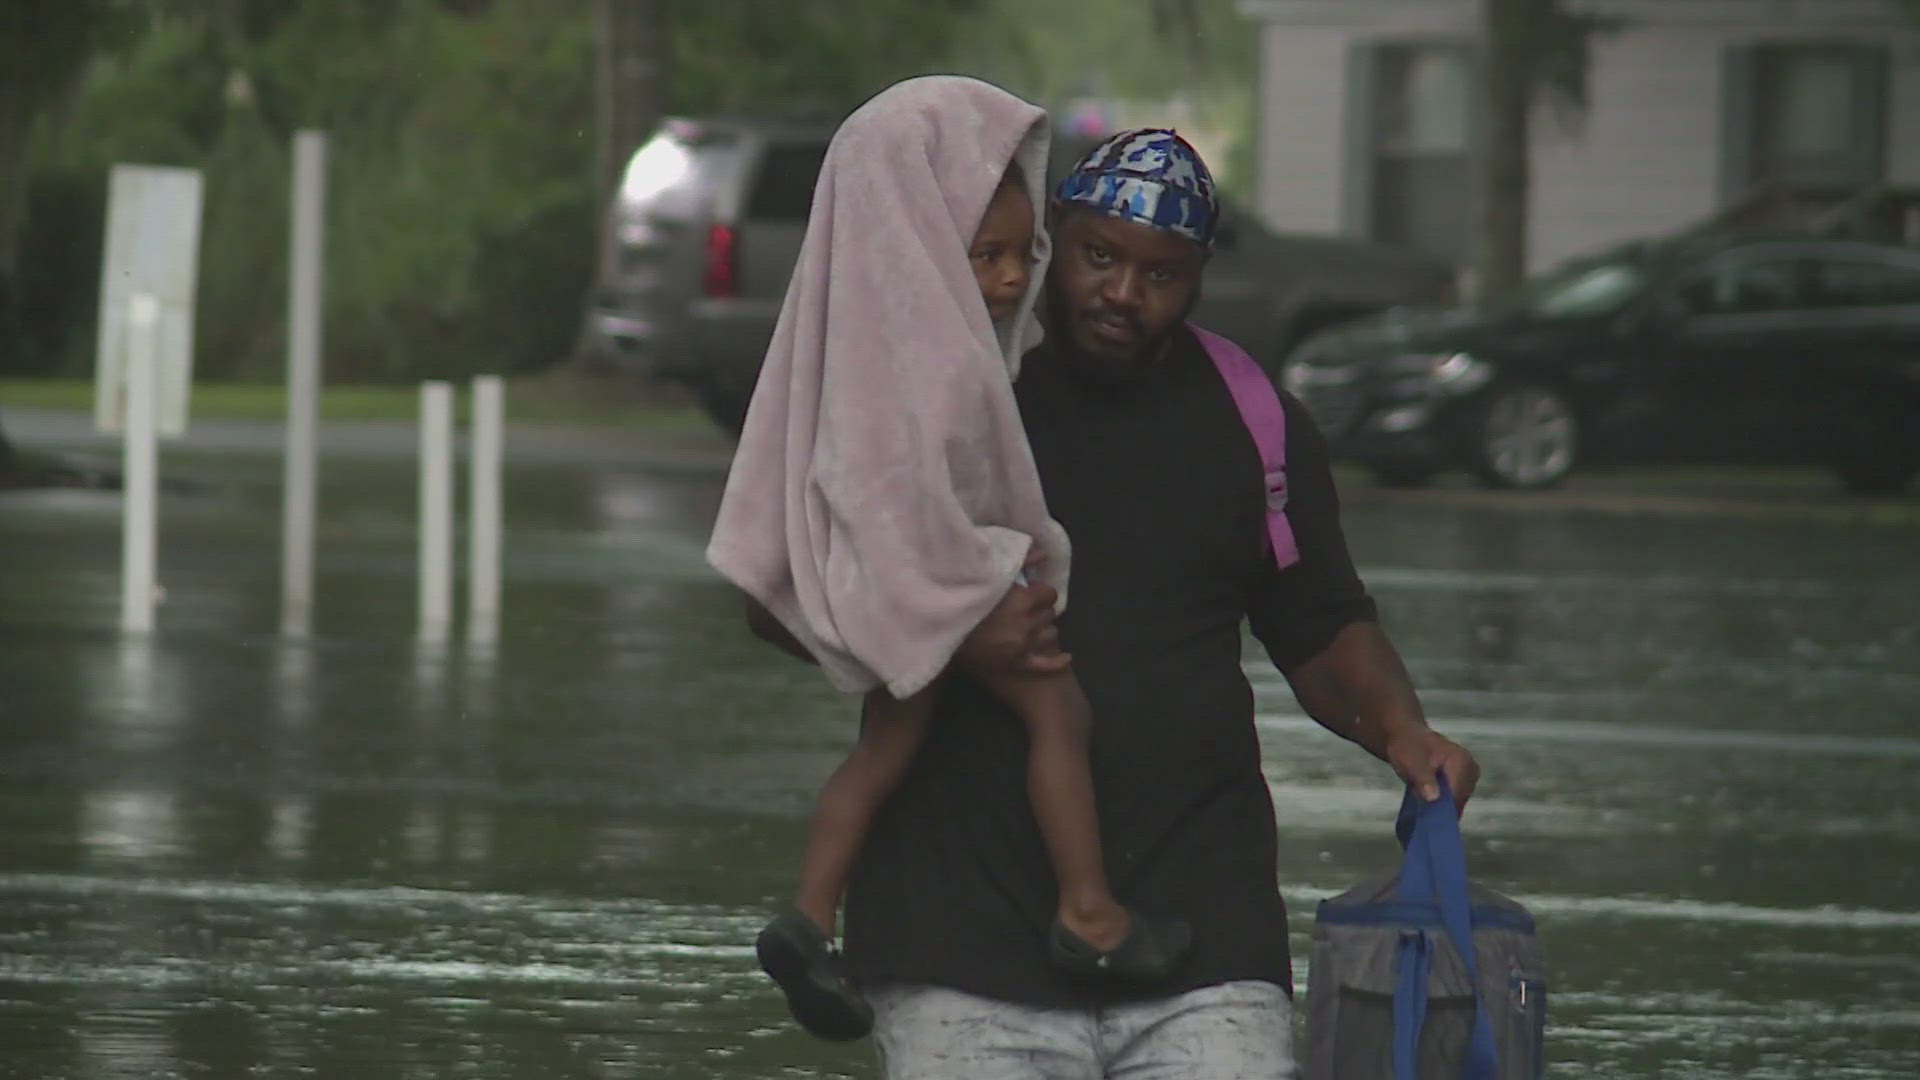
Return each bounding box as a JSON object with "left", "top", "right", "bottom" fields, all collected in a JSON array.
[{"left": 869, "top": 980, "right": 1299, "bottom": 1079}]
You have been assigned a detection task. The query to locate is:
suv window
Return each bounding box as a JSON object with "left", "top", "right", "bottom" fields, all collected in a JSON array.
[
  {"left": 1805, "top": 256, "right": 1920, "bottom": 308},
  {"left": 746, "top": 142, "right": 829, "bottom": 221},
  {"left": 1674, "top": 257, "right": 1806, "bottom": 315}
]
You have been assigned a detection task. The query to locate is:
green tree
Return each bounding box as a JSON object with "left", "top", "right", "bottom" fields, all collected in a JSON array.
[
  {"left": 7, "top": 0, "right": 1008, "bottom": 384},
  {"left": 670, "top": 0, "right": 988, "bottom": 116},
  {"left": 21, "top": 0, "right": 602, "bottom": 381},
  {"left": 577, "top": 0, "right": 669, "bottom": 366},
  {"left": 943, "top": 0, "right": 1258, "bottom": 189},
  {"left": 950, "top": 0, "right": 1250, "bottom": 104},
  {"left": 1474, "top": 0, "right": 1612, "bottom": 298},
  {"left": 0, "top": 0, "right": 136, "bottom": 360}
]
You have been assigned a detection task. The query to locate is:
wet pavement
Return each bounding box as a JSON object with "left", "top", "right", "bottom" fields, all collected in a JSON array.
[{"left": 2, "top": 414, "right": 1918, "bottom": 1079}]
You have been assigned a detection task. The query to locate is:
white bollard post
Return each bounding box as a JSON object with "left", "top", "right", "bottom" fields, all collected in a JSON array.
[
  {"left": 281, "top": 130, "right": 327, "bottom": 637},
  {"left": 418, "top": 381, "right": 455, "bottom": 643},
  {"left": 467, "top": 375, "right": 504, "bottom": 647},
  {"left": 120, "top": 295, "right": 162, "bottom": 634}
]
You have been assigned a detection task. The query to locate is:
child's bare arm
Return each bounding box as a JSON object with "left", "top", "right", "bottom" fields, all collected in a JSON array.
[{"left": 744, "top": 594, "right": 818, "bottom": 664}]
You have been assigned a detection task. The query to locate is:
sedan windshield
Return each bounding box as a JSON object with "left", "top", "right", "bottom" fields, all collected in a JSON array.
[{"left": 1502, "top": 259, "right": 1649, "bottom": 318}]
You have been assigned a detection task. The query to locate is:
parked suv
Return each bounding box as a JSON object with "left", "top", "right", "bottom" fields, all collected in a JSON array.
[
  {"left": 590, "top": 118, "right": 1457, "bottom": 433},
  {"left": 1283, "top": 236, "right": 1920, "bottom": 493}
]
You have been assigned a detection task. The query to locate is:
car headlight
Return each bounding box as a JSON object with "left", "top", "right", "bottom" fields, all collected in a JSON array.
[
  {"left": 1385, "top": 352, "right": 1492, "bottom": 394},
  {"left": 1282, "top": 360, "right": 1361, "bottom": 398},
  {"left": 1281, "top": 361, "right": 1309, "bottom": 398}
]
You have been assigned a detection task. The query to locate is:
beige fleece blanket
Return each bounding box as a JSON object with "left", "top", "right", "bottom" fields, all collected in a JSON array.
[{"left": 705, "top": 76, "right": 1067, "bottom": 699}]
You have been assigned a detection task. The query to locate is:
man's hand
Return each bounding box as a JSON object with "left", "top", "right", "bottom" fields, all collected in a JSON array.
[
  {"left": 1384, "top": 723, "right": 1480, "bottom": 809},
  {"left": 955, "top": 555, "right": 1071, "bottom": 679}
]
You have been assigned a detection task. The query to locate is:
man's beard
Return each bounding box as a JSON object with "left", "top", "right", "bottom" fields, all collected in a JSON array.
[{"left": 1043, "top": 286, "right": 1197, "bottom": 388}]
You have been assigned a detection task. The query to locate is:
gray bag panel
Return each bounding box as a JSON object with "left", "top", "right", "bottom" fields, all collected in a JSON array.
[{"left": 1304, "top": 877, "right": 1547, "bottom": 1080}]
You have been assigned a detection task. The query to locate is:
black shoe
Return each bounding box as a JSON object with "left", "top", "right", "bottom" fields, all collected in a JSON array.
[
  {"left": 755, "top": 907, "right": 874, "bottom": 1041},
  {"left": 1048, "top": 910, "right": 1193, "bottom": 983}
]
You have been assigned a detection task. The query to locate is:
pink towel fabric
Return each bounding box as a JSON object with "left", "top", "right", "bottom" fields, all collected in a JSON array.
[{"left": 705, "top": 76, "right": 1067, "bottom": 700}]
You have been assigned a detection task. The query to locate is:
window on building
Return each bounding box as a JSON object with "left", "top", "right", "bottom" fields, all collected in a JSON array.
[
  {"left": 1747, "top": 46, "right": 1887, "bottom": 188},
  {"left": 1371, "top": 44, "right": 1474, "bottom": 261}
]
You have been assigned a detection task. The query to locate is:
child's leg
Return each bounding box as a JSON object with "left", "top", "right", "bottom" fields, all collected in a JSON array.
[
  {"left": 979, "top": 667, "right": 1132, "bottom": 951},
  {"left": 793, "top": 686, "right": 932, "bottom": 939},
  {"left": 760, "top": 688, "right": 924, "bottom": 1041}
]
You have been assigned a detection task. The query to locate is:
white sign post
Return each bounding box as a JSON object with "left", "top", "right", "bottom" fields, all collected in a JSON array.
[
  {"left": 95, "top": 166, "right": 203, "bottom": 437},
  {"left": 96, "top": 165, "right": 202, "bottom": 635},
  {"left": 467, "top": 376, "right": 505, "bottom": 648},
  {"left": 418, "top": 382, "right": 456, "bottom": 644},
  {"left": 281, "top": 130, "right": 328, "bottom": 637},
  {"left": 120, "top": 296, "right": 162, "bottom": 633}
]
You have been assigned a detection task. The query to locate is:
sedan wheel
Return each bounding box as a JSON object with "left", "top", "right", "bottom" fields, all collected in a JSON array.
[{"left": 1470, "top": 384, "right": 1578, "bottom": 489}]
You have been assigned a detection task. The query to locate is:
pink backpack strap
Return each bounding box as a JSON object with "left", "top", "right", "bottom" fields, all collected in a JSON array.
[{"left": 1190, "top": 323, "right": 1301, "bottom": 570}]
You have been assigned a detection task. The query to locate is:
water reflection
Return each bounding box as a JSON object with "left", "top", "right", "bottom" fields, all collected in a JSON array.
[
  {"left": 411, "top": 635, "right": 452, "bottom": 727},
  {"left": 273, "top": 636, "right": 316, "bottom": 732},
  {"left": 80, "top": 790, "right": 181, "bottom": 864},
  {"left": 77, "top": 634, "right": 172, "bottom": 752}
]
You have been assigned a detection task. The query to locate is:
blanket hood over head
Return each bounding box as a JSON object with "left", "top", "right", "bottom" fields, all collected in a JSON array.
[{"left": 704, "top": 75, "right": 1065, "bottom": 699}]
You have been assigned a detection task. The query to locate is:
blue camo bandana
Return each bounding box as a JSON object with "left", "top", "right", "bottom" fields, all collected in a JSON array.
[{"left": 1054, "top": 129, "right": 1219, "bottom": 248}]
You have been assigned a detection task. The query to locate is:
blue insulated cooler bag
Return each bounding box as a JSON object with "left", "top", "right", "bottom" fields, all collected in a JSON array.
[{"left": 1304, "top": 778, "right": 1547, "bottom": 1080}]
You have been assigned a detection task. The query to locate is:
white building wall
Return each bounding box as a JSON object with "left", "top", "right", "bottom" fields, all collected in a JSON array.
[
  {"left": 1527, "top": 21, "right": 1920, "bottom": 269},
  {"left": 1246, "top": 1, "right": 1920, "bottom": 267},
  {"left": 1252, "top": 23, "right": 1355, "bottom": 233},
  {"left": 1526, "top": 29, "right": 1728, "bottom": 270}
]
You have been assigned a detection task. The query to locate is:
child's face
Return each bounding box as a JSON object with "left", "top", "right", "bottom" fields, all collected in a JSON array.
[{"left": 969, "top": 182, "right": 1036, "bottom": 325}]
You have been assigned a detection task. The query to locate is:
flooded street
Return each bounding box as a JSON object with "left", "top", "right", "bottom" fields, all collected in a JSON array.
[{"left": 3, "top": 424, "right": 1918, "bottom": 1079}]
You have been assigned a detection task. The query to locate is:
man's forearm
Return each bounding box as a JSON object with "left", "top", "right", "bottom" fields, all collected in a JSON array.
[
  {"left": 742, "top": 567, "right": 1068, "bottom": 678},
  {"left": 1285, "top": 619, "right": 1428, "bottom": 762}
]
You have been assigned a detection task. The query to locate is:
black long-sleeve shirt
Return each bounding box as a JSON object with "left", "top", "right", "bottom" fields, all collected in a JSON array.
[{"left": 842, "top": 326, "right": 1377, "bottom": 1006}]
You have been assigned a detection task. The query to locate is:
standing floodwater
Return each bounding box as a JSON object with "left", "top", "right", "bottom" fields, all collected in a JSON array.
[{"left": 3, "top": 431, "right": 1917, "bottom": 1079}]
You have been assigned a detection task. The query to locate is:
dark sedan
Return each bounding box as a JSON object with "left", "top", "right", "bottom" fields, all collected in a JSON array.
[{"left": 1282, "top": 237, "right": 1920, "bottom": 493}]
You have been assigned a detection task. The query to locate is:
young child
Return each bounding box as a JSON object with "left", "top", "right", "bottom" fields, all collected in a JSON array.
[{"left": 706, "top": 77, "right": 1192, "bottom": 1042}]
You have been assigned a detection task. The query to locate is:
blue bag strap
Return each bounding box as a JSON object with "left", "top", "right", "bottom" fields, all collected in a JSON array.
[
  {"left": 1189, "top": 323, "right": 1301, "bottom": 571},
  {"left": 1393, "top": 930, "right": 1431, "bottom": 1080},
  {"left": 1393, "top": 775, "right": 1500, "bottom": 1080}
]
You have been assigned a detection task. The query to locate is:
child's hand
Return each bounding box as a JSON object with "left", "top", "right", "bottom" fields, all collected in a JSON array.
[
  {"left": 957, "top": 574, "right": 1070, "bottom": 678},
  {"left": 1012, "top": 548, "right": 1071, "bottom": 673}
]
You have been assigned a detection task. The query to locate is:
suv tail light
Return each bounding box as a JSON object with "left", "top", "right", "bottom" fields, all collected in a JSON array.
[{"left": 703, "top": 223, "right": 738, "bottom": 298}]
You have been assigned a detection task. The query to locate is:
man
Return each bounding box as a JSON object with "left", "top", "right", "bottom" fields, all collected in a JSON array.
[{"left": 750, "top": 130, "right": 1478, "bottom": 1077}]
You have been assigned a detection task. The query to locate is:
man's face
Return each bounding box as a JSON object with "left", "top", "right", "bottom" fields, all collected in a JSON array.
[{"left": 1046, "top": 207, "right": 1206, "bottom": 380}]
